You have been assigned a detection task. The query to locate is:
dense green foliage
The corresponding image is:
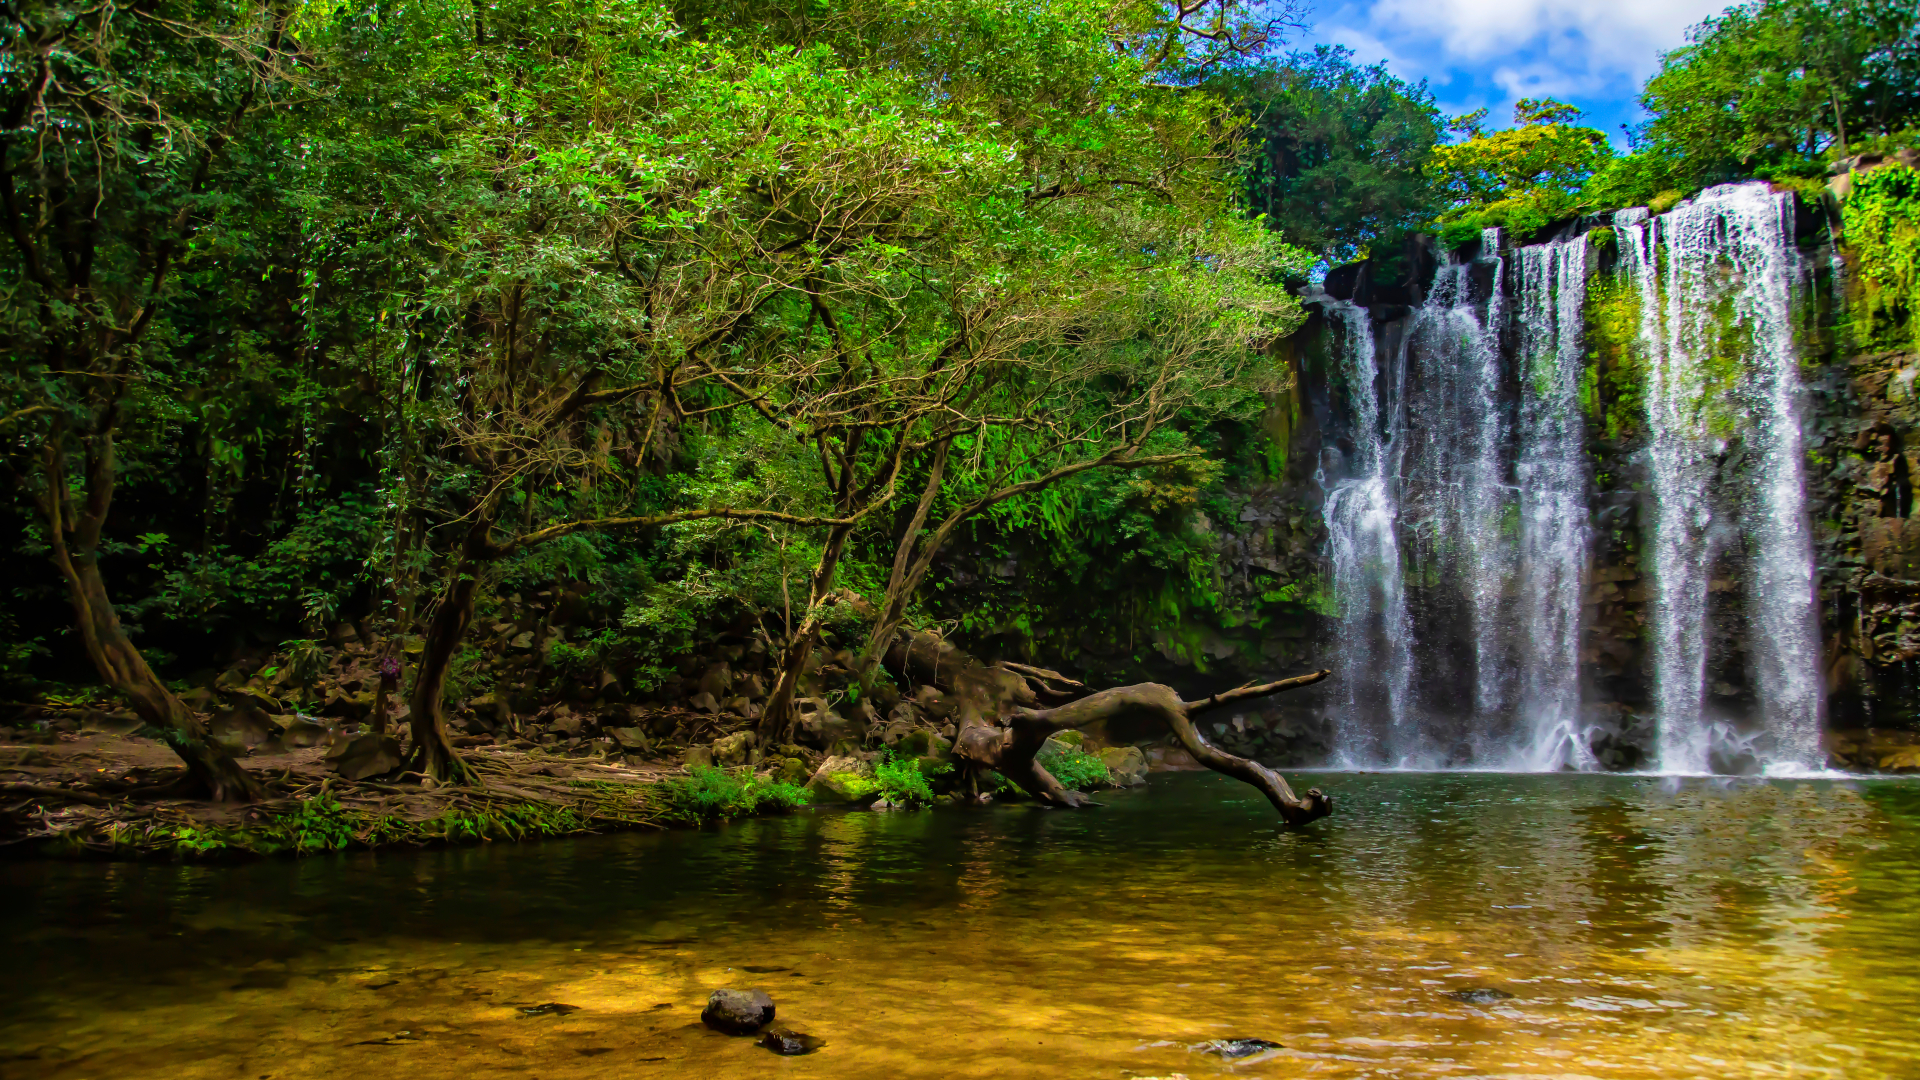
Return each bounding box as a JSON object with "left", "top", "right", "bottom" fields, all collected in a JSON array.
[
  {"left": 833, "top": 750, "right": 947, "bottom": 806},
  {"left": 1, "top": 0, "right": 1913, "bottom": 761},
  {"left": 1428, "top": 99, "right": 1613, "bottom": 247},
  {"left": 1222, "top": 46, "right": 1445, "bottom": 265},
  {"left": 1639, "top": 0, "right": 1917, "bottom": 190},
  {"left": 655, "top": 766, "right": 811, "bottom": 822},
  {"left": 1843, "top": 165, "right": 1920, "bottom": 346},
  {"left": 0, "top": 0, "right": 1308, "bottom": 734}
]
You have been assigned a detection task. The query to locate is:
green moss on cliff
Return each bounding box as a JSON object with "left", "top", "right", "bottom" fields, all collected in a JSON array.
[{"left": 1583, "top": 274, "right": 1646, "bottom": 439}]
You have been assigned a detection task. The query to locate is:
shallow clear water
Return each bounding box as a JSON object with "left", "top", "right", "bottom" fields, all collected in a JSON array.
[{"left": 6, "top": 771, "right": 1919, "bottom": 1079}]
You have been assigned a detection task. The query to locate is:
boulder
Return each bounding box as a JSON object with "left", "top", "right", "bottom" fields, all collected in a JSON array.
[
  {"left": 771, "top": 756, "right": 811, "bottom": 785},
  {"left": 684, "top": 745, "right": 715, "bottom": 769},
  {"left": 234, "top": 683, "right": 285, "bottom": 713},
  {"left": 701, "top": 989, "right": 775, "bottom": 1035},
  {"left": 738, "top": 674, "right": 768, "bottom": 701},
  {"left": 805, "top": 755, "right": 874, "bottom": 804},
  {"left": 1100, "top": 745, "right": 1149, "bottom": 787},
  {"left": 596, "top": 669, "right": 622, "bottom": 700},
  {"left": 550, "top": 709, "right": 586, "bottom": 738},
  {"left": 795, "top": 698, "right": 855, "bottom": 746},
  {"left": 913, "top": 685, "right": 953, "bottom": 720},
  {"left": 177, "top": 686, "right": 217, "bottom": 713},
  {"left": 688, "top": 691, "right": 720, "bottom": 714},
  {"left": 78, "top": 710, "right": 144, "bottom": 736},
  {"left": 607, "top": 727, "right": 650, "bottom": 752},
  {"left": 208, "top": 705, "right": 281, "bottom": 752},
  {"left": 325, "top": 734, "right": 403, "bottom": 781},
  {"left": 712, "top": 730, "right": 756, "bottom": 767},
  {"left": 698, "top": 662, "right": 733, "bottom": 700},
  {"left": 282, "top": 717, "right": 333, "bottom": 748},
  {"left": 1146, "top": 745, "right": 1200, "bottom": 771},
  {"left": 467, "top": 693, "right": 512, "bottom": 733}
]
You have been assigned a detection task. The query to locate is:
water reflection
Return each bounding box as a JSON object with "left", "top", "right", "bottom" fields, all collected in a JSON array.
[{"left": 4, "top": 772, "right": 1917, "bottom": 1078}]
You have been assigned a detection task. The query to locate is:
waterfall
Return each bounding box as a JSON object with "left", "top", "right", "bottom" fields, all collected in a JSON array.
[
  {"left": 1513, "top": 237, "right": 1596, "bottom": 770},
  {"left": 1321, "top": 302, "right": 1415, "bottom": 765},
  {"left": 1406, "top": 231, "right": 1515, "bottom": 743},
  {"left": 1614, "top": 183, "right": 1824, "bottom": 773},
  {"left": 1313, "top": 185, "right": 1823, "bottom": 773}
]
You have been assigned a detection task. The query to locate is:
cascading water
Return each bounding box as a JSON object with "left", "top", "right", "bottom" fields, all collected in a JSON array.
[
  {"left": 1405, "top": 231, "right": 1515, "bottom": 743},
  {"left": 1512, "top": 236, "right": 1596, "bottom": 770},
  {"left": 1320, "top": 302, "right": 1415, "bottom": 766},
  {"left": 1615, "top": 182, "right": 1824, "bottom": 774}
]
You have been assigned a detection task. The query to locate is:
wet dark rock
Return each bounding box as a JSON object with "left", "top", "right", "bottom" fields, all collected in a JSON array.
[
  {"left": 1193, "top": 1037, "right": 1283, "bottom": 1059},
  {"left": 758, "top": 1029, "right": 823, "bottom": 1055},
  {"left": 702, "top": 988, "right": 775, "bottom": 1034},
  {"left": 518, "top": 1002, "right": 579, "bottom": 1016},
  {"left": 1445, "top": 988, "right": 1514, "bottom": 1004}
]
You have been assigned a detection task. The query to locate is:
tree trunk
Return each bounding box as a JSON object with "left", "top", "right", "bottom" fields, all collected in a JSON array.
[
  {"left": 408, "top": 553, "right": 483, "bottom": 783},
  {"left": 38, "top": 434, "right": 264, "bottom": 802},
  {"left": 884, "top": 626, "right": 1331, "bottom": 825},
  {"left": 761, "top": 521, "right": 856, "bottom": 741},
  {"left": 854, "top": 439, "right": 950, "bottom": 691},
  {"left": 407, "top": 503, "right": 503, "bottom": 783}
]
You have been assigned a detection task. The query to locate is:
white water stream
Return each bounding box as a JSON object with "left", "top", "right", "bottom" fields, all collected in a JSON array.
[{"left": 1616, "top": 183, "right": 1824, "bottom": 773}]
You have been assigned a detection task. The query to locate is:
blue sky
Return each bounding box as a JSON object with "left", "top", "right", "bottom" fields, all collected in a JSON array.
[{"left": 1291, "top": 0, "right": 1734, "bottom": 146}]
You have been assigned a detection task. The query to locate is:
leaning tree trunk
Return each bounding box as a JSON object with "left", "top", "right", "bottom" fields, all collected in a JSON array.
[
  {"left": 761, "top": 521, "right": 856, "bottom": 742},
  {"left": 408, "top": 553, "right": 483, "bottom": 784},
  {"left": 883, "top": 628, "right": 1332, "bottom": 825},
  {"left": 39, "top": 435, "right": 265, "bottom": 802},
  {"left": 406, "top": 506, "right": 504, "bottom": 784}
]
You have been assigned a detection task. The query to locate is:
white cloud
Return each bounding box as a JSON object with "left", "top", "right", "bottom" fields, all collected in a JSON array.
[
  {"left": 1299, "top": 0, "right": 1731, "bottom": 138},
  {"left": 1364, "top": 0, "right": 1724, "bottom": 75}
]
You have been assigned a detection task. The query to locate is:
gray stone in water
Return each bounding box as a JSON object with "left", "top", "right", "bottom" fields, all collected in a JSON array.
[
  {"left": 758, "top": 1029, "right": 823, "bottom": 1055},
  {"left": 702, "top": 988, "right": 775, "bottom": 1034},
  {"left": 1444, "top": 988, "right": 1513, "bottom": 1005},
  {"left": 517, "top": 1002, "right": 579, "bottom": 1016}
]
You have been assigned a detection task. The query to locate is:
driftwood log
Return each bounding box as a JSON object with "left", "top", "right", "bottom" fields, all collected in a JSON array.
[{"left": 883, "top": 630, "right": 1332, "bottom": 826}]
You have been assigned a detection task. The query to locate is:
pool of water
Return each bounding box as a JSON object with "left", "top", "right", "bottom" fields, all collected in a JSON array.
[{"left": 5, "top": 771, "right": 1918, "bottom": 1079}]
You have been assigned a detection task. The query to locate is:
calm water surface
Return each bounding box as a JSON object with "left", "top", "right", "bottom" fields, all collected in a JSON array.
[{"left": 4, "top": 772, "right": 1918, "bottom": 1079}]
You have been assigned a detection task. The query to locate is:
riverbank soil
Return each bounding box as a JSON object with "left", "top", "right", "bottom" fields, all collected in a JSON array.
[{"left": 0, "top": 725, "right": 679, "bottom": 855}]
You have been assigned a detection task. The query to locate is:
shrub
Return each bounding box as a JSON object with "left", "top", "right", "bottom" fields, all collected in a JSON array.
[
  {"left": 837, "top": 750, "right": 948, "bottom": 806},
  {"left": 655, "top": 766, "right": 810, "bottom": 822},
  {"left": 1036, "top": 744, "right": 1111, "bottom": 791}
]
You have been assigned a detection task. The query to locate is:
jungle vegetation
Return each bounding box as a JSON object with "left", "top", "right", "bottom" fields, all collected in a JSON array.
[{"left": 0, "top": 0, "right": 1915, "bottom": 799}]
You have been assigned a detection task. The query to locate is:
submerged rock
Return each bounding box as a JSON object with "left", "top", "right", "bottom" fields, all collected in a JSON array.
[
  {"left": 758, "top": 1028, "right": 823, "bottom": 1055},
  {"left": 1444, "top": 988, "right": 1513, "bottom": 1005},
  {"left": 1192, "top": 1037, "right": 1283, "bottom": 1059},
  {"left": 702, "top": 988, "right": 775, "bottom": 1034},
  {"left": 517, "top": 1002, "right": 579, "bottom": 1017}
]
